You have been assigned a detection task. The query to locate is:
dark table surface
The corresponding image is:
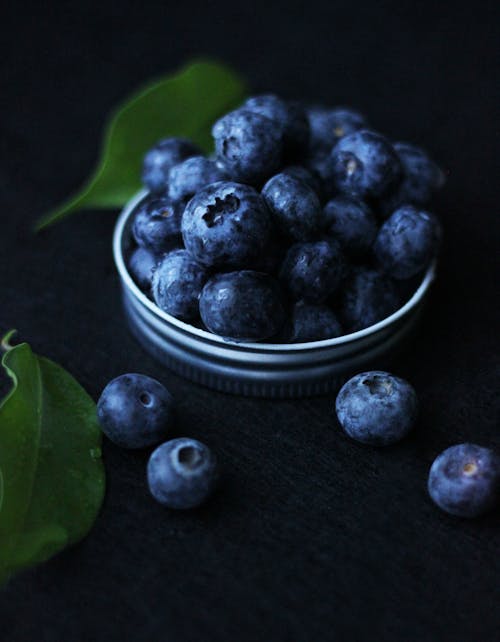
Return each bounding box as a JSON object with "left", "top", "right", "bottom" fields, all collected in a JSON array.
[{"left": 1, "top": 1, "right": 499, "bottom": 640}]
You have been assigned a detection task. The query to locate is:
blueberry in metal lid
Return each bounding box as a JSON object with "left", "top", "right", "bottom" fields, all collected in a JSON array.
[
  {"left": 279, "top": 239, "right": 345, "bottom": 303},
  {"left": 212, "top": 108, "right": 283, "bottom": 185},
  {"left": 262, "top": 172, "right": 323, "bottom": 241},
  {"left": 330, "top": 130, "right": 402, "bottom": 199},
  {"left": 152, "top": 249, "right": 208, "bottom": 321},
  {"left": 199, "top": 270, "right": 286, "bottom": 342},
  {"left": 142, "top": 137, "right": 202, "bottom": 194},
  {"left": 181, "top": 181, "right": 272, "bottom": 269},
  {"left": 132, "top": 195, "right": 183, "bottom": 253}
]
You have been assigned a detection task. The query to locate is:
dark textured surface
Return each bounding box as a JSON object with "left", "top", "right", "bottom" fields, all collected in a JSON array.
[{"left": 0, "top": 1, "right": 499, "bottom": 640}]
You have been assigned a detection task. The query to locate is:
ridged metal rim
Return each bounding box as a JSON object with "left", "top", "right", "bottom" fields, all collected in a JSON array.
[{"left": 113, "top": 189, "right": 437, "bottom": 353}]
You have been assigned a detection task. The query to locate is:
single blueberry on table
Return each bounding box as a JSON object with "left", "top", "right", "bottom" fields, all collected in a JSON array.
[
  {"left": 280, "top": 240, "right": 345, "bottom": 303},
  {"left": 142, "top": 137, "right": 202, "bottom": 194},
  {"left": 132, "top": 196, "right": 182, "bottom": 253},
  {"left": 168, "top": 155, "right": 229, "bottom": 203},
  {"left": 323, "top": 196, "right": 378, "bottom": 258},
  {"left": 182, "top": 181, "right": 272, "bottom": 269},
  {"left": 147, "top": 438, "right": 218, "bottom": 509},
  {"left": 374, "top": 205, "right": 440, "bottom": 279},
  {"left": 262, "top": 172, "right": 323, "bottom": 241},
  {"left": 335, "top": 371, "right": 418, "bottom": 446},
  {"left": 128, "top": 246, "right": 159, "bottom": 293},
  {"left": 331, "top": 130, "right": 402, "bottom": 199},
  {"left": 152, "top": 249, "right": 208, "bottom": 321},
  {"left": 379, "top": 142, "right": 445, "bottom": 216},
  {"left": 285, "top": 301, "right": 343, "bottom": 343},
  {"left": 97, "top": 374, "right": 175, "bottom": 449},
  {"left": 428, "top": 444, "right": 500, "bottom": 518},
  {"left": 199, "top": 271, "right": 286, "bottom": 342},
  {"left": 243, "top": 94, "right": 309, "bottom": 160},
  {"left": 307, "top": 106, "right": 367, "bottom": 154},
  {"left": 338, "top": 267, "right": 401, "bottom": 332},
  {"left": 212, "top": 109, "right": 283, "bottom": 185}
]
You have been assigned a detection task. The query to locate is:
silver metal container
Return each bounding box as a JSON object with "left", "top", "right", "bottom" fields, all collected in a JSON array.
[{"left": 113, "top": 191, "right": 436, "bottom": 398}]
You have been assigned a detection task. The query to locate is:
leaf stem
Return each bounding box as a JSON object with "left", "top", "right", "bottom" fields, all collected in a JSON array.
[{"left": 1, "top": 330, "right": 18, "bottom": 353}]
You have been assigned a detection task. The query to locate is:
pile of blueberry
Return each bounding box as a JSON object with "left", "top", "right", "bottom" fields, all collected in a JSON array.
[
  {"left": 97, "top": 370, "right": 499, "bottom": 518},
  {"left": 127, "top": 95, "right": 444, "bottom": 342},
  {"left": 97, "top": 373, "right": 218, "bottom": 510}
]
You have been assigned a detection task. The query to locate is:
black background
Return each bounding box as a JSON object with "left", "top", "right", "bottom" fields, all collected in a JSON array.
[{"left": 1, "top": 1, "right": 499, "bottom": 640}]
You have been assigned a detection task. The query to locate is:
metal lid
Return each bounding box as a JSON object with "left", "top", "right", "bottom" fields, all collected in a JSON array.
[{"left": 113, "top": 191, "right": 436, "bottom": 397}]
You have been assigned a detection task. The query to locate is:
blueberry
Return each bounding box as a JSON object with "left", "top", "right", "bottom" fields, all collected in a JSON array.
[
  {"left": 212, "top": 109, "right": 283, "bottom": 184},
  {"left": 199, "top": 271, "right": 286, "bottom": 341},
  {"left": 282, "top": 165, "right": 323, "bottom": 196},
  {"left": 428, "top": 444, "right": 500, "bottom": 518},
  {"left": 323, "top": 196, "right": 378, "bottom": 258},
  {"left": 280, "top": 240, "right": 345, "bottom": 303},
  {"left": 285, "top": 301, "right": 343, "bottom": 343},
  {"left": 307, "top": 106, "right": 367, "bottom": 153},
  {"left": 307, "top": 153, "right": 337, "bottom": 200},
  {"left": 152, "top": 249, "right": 207, "bottom": 321},
  {"left": 331, "top": 130, "right": 402, "bottom": 199},
  {"left": 374, "top": 205, "right": 440, "bottom": 279},
  {"left": 128, "top": 247, "right": 159, "bottom": 293},
  {"left": 142, "top": 138, "right": 202, "bottom": 194},
  {"left": 335, "top": 371, "right": 418, "bottom": 446},
  {"left": 243, "top": 94, "right": 309, "bottom": 159},
  {"left": 147, "top": 438, "right": 218, "bottom": 509},
  {"left": 182, "top": 181, "right": 272, "bottom": 269},
  {"left": 132, "top": 196, "right": 182, "bottom": 253},
  {"left": 97, "top": 374, "right": 175, "bottom": 449},
  {"left": 338, "top": 267, "right": 400, "bottom": 332},
  {"left": 262, "top": 173, "right": 323, "bottom": 241},
  {"left": 380, "top": 142, "right": 445, "bottom": 216},
  {"left": 168, "top": 156, "right": 229, "bottom": 203}
]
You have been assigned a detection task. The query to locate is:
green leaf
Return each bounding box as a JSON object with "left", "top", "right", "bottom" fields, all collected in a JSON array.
[
  {"left": 36, "top": 59, "right": 246, "bottom": 230},
  {"left": 0, "top": 333, "right": 105, "bottom": 584}
]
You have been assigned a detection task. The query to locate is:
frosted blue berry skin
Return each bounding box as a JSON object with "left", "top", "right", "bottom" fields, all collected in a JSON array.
[
  {"left": 212, "top": 109, "right": 283, "bottom": 185},
  {"left": 374, "top": 205, "right": 440, "bottom": 279},
  {"left": 335, "top": 371, "right": 418, "bottom": 446},
  {"left": 338, "top": 268, "right": 400, "bottom": 332},
  {"left": 331, "top": 130, "right": 402, "bottom": 199},
  {"left": 307, "top": 153, "right": 338, "bottom": 200},
  {"left": 282, "top": 165, "right": 323, "bottom": 197},
  {"left": 280, "top": 240, "right": 345, "bottom": 303},
  {"left": 262, "top": 173, "right": 323, "bottom": 241},
  {"left": 428, "top": 444, "right": 500, "bottom": 518},
  {"left": 152, "top": 249, "right": 208, "bottom": 321},
  {"left": 97, "top": 374, "right": 175, "bottom": 449},
  {"left": 128, "top": 247, "right": 159, "bottom": 293},
  {"left": 307, "top": 106, "right": 367, "bottom": 154},
  {"left": 147, "top": 438, "right": 218, "bottom": 510},
  {"left": 132, "top": 196, "right": 183, "bottom": 253},
  {"left": 243, "top": 94, "right": 309, "bottom": 160},
  {"left": 168, "top": 156, "right": 229, "bottom": 203},
  {"left": 199, "top": 271, "right": 286, "bottom": 342},
  {"left": 323, "top": 196, "right": 378, "bottom": 258},
  {"left": 181, "top": 181, "right": 272, "bottom": 269},
  {"left": 285, "top": 301, "right": 343, "bottom": 343},
  {"left": 380, "top": 142, "right": 445, "bottom": 216},
  {"left": 142, "top": 138, "right": 202, "bottom": 194}
]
